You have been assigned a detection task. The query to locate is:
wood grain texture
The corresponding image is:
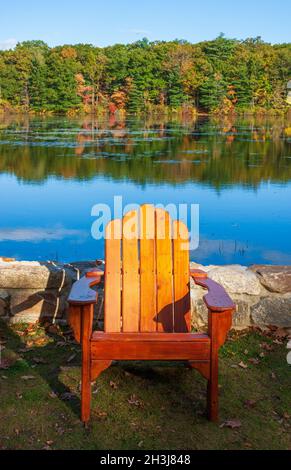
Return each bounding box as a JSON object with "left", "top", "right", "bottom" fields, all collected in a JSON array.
[
  {"left": 140, "top": 204, "right": 157, "bottom": 332},
  {"left": 122, "top": 209, "right": 140, "bottom": 332},
  {"left": 91, "top": 332, "right": 209, "bottom": 342},
  {"left": 173, "top": 220, "right": 190, "bottom": 332},
  {"left": 104, "top": 219, "right": 122, "bottom": 332},
  {"left": 68, "top": 305, "right": 81, "bottom": 343},
  {"left": 91, "top": 340, "right": 210, "bottom": 361},
  {"left": 91, "top": 360, "right": 112, "bottom": 381},
  {"left": 155, "top": 208, "right": 174, "bottom": 332},
  {"left": 81, "top": 304, "right": 93, "bottom": 423}
]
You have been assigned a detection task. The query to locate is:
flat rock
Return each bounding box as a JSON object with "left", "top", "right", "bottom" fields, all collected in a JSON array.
[
  {"left": 251, "top": 295, "right": 291, "bottom": 327},
  {"left": 207, "top": 265, "right": 263, "bottom": 295},
  {"left": 249, "top": 265, "right": 291, "bottom": 293},
  {"left": 0, "top": 261, "right": 73, "bottom": 289}
]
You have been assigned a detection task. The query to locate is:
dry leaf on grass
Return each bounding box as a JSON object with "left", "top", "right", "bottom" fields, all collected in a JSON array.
[
  {"left": 21, "top": 375, "right": 36, "bottom": 380},
  {"left": 244, "top": 399, "right": 257, "bottom": 409},
  {"left": 260, "top": 342, "right": 274, "bottom": 352},
  {"left": 238, "top": 361, "right": 248, "bottom": 369},
  {"left": 60, "top": 392, "right": 77, "bottom": 401},
  {"left": 110, "top": 380, "right": 118, "bottom": 389},
  {"left": 128, "top": 394, "right": 144, "bottom": 408},
  {"left": 0, "top": 357, "right": 16, "bottom": 369},
  {"left": 274, "top": 328, "right": 288, "bottom": 339},
  {"left": 220, "top": 419, "right": 242, "bottom": 429},
  {"left": 94, "top": 408, "right": 107, "bottom": 419},
  {"left": 248, "top": 357, "right": 260, "bottom": 365},
  {"left": 32, "top": 357, "right": 48, "bottom": 364},
  {"left": 66, "top": 354, "right": 76, "bottom": 363}
]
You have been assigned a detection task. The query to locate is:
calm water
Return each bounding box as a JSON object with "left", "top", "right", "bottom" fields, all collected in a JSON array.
[{"left": 0, "top": 114, "right": 291, "bottom": 265}]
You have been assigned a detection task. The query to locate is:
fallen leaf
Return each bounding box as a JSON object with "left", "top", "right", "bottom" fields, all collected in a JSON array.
[
  {"left": 95, "top": 408, "right": 107, "bottom": 419},
  {"left": 244, "top": 441, "right": 252, "bottom": 448},
  {"left": 220, "top": 419, "right": 242, "bottom": 429},
  {"left": 244, "top": 399, "right": 256, "bottom": 409},
  {"left": 61, "top": 392, "right": 76, "bottom": 401},
  {"left": 21, "top": 375, "right": 36, "bottom": 380},
  {"left": 128, "top": 394, "right": 144, "bottom": 408},
  {"left": 273, "top": 339, "right": 283, "bottom": 345},
  {"left": 138, "top": 441, "right": 144, "bottom": 448},
  {"left": 0, "top": 357, "right": 16, "bottom": 369},
  {"left": 248, "top": 357, "right": 260, "bottom": 365},
  {"left": 260, "top": 342, "right": 274, "bottom": 352},
  {"left": 16, "top": 392, "right": 23, "bottom": 399},
  {"left": 49, "top": 391, "right": 58, "bottom": 399},
  {"left": 32, "top": 357, "right": 48, "bottom": 364},
  {"left": 110, "top": 380, "right": 118, "bottom": 389},
  {"left": 1, "top": 375, "right": 8, "bottom": 379},
  {"left": 274, "top": 328, "right": 288, "bottom": 339},
  {"left": 46, "top": 440, "right": 53, "bottom": 446},
  {"left": 271, "top": 371, "right": 276, "bottom": 379},
  {"left": 238, "top": 361, "right": 248, "bottom": 369},
  {"left": 66, "top": 354, "right": 76, "bottom": 363}
]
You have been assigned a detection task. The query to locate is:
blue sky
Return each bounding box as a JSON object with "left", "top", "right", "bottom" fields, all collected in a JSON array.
[{"left": 0, "top": 0, "right": 290, "bottom": 49}]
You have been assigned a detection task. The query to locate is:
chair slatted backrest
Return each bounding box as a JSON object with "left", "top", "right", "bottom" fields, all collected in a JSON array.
[{"left": 104, "top": 204, "right": 190, "bottom": 333}]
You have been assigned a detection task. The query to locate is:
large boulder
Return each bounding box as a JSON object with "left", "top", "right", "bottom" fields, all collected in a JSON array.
[
  {"left": 9, "top": 287, "right": 70, "bottom": 323},
  {"left": 206, "top": 265, "right": 264, "bottom": 296},
  {"left": 0, "top": 260, "right": 73, "bottom": 290},
  {"left": 249, "top": 265, "right": 291, "bottom": 293},
  {"left": 251, "top": 295, "right": 291, "bottom": 327}
]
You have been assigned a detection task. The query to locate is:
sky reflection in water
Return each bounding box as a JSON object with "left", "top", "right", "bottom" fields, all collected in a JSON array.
[{"left": 0, "top": 115, "right": 290, "bottom": 265}]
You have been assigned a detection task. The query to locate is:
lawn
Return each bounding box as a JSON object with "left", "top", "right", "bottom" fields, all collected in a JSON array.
[{"left": 0, "top": 320, "right": 290, "bottom": 450}]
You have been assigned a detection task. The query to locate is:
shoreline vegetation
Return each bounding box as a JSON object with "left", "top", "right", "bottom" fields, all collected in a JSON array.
[{"left": 0, "top": 36, "right": 290, "bottom": 117}]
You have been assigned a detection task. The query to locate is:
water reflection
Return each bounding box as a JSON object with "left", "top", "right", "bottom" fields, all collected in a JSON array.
[{"left": 0, "top": 114, "right": 290, "bottom": 264}]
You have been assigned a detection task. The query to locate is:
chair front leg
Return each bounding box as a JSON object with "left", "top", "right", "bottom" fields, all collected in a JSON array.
[
  {"left": 80, "top": 304, "right": 94, "bottom": 424},
  {"left": 207, "top": 309, "right": 233, "bottom": 422}
]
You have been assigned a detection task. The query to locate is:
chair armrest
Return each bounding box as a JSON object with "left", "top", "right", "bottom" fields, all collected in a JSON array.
[
  {"left": 68, "top": 269, "right": 104, "bottom": 305},
  {"left": 190, "top": 269, "right": 235, "bottom": 312}
]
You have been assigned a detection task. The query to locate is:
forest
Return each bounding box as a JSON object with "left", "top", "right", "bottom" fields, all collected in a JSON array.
[{"left": 0, "top": 36, "right": 290, "bottom": 115}]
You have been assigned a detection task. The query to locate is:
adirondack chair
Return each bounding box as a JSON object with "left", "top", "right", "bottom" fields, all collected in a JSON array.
[{"left": 68, "top": 204, "right": 235, "bottom": 424}]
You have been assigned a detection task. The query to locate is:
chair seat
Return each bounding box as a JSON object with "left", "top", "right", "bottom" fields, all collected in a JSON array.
[
  {"left": 91, "top": 332, "right": 209, "bottom": 342},
  {"left": 90, "top": 332, "right": 211, "bottom": 361}
]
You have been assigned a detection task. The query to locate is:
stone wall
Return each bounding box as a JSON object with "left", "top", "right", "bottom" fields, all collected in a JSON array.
[{"left": 0, "top": 258, "right": 290, "bottom": 329}]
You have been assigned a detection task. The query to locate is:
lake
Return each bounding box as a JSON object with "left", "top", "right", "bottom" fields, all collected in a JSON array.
[{"left": 0, "top": 114, "right": 290, "bottom": 265}]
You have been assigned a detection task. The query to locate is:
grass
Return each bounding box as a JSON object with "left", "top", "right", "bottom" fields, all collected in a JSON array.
[{"left": 0, "top": 320, "right": 290, "bottom": 450}]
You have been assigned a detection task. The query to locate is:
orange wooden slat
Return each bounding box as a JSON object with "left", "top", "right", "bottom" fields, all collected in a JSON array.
[
  {"left": 155, "top": 208, "right": 174, "bottom": 332},
  {"left": 173, "top": 220, "right": 191, "bottom": 332},
  {"left": 104, "top": 219, "right": 122, "bottom": 332},
  {"left": 140, "top": 204, "right": 157, "bottom": 332},
  {"left": 122, "top": 209, "right": 140, "bottom": 332}
]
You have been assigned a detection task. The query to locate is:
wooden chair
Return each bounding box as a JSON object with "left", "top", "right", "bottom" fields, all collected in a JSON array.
[{"left": 68, "top": 204, "right": 235, "bottom": 424}]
